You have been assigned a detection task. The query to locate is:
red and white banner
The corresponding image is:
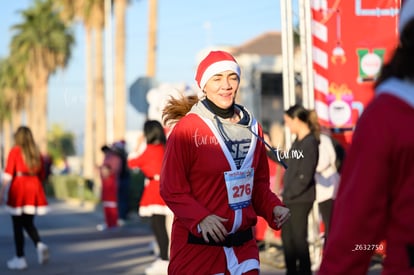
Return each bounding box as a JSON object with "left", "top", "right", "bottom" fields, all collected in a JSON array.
[{"left": 311, "top": 0, "right": 401, "bottom": 146}]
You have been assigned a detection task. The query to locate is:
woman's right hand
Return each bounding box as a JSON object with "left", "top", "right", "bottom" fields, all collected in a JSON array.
[{"left": 199, "top": 214, "right": 228, "bottom": 243}]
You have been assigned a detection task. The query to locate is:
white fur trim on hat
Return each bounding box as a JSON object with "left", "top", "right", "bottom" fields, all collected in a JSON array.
[
  {"left": 199, "top": 60, "right": 241, "bottom": 90},
  {"left": 399, "top": 0, "right": 414, "bottom": 33}
]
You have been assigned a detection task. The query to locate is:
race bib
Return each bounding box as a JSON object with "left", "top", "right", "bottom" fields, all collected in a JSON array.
[{"left": 224, "top": 168, "right": 254, "bottom": 210}]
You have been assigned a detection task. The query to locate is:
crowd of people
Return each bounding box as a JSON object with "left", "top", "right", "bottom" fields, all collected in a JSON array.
[{"left": 1, "top": 2, "right": 413, "bottom": 274}]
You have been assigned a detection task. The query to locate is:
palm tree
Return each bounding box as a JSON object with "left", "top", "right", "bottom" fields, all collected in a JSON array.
[
  {"left": 56, "top": 0, "right": 130, "bottom": 186},
  {"left": 10, "top": 0, "right": 75, "bottom": 153},
  {"left": 113, "top": 0, "right": 128, "bottom": 141},
  {"left": 55, "top": 0, "right": 96, "bottom": 184},
  {"left": 0, "top": 58, "right": 13, "bottom": 161},
  {"left": 0, "top": 56, "right": 31, "bottom": 159},
  {"left": 83, "top": 0, "right": 106, "bottom": 174}
]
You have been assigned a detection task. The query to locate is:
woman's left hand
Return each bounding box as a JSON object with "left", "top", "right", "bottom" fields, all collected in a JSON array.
[{"left": 273, "top": 205, "right": 290, "bottom": 228}]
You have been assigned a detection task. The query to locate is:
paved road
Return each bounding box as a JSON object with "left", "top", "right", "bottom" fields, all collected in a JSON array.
[
  {"left": 0, "top": 199, "right": 286, "bottom": 274},
  {"left": 0, "top": 199, "right": 383, "bottom": 274},
  {"left": 0, "top": 199, "right": 160, "bottom": 275}
]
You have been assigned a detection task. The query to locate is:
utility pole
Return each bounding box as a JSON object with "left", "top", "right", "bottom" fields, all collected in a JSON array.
[
  {"left": 280, "top": 0, "right": 296, "bottom": 148},
  {"left": 146, "top": 0, "right": 157, "bottom": 77},
  {"left": 105, "top": 0, "right": 114, "bottom": 143},
  {"left": 299, "top": 0, "right": 315, "bottom": 109}
]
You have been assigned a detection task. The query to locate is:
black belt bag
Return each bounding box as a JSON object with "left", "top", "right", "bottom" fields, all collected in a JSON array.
[{"left": 188, "top": 228, "right": 253, "bottom": 248}]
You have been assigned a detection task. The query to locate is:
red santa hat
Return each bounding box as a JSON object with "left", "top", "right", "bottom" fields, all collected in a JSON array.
[
  {"left": 195, "top": 50, "right": 241, "bottom": 90},
  {"left": 399, "top": 0, "right": 414, "bottom": 33}
]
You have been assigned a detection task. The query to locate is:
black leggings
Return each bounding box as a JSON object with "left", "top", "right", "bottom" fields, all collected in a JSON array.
[
  {"left": 11, "top": 214, "right": 41, "bottom": 257},
  {"left": 150, "top": 214, "right": 169, "bottom": 261},
  {"left": 318, "top": 198, "right": 334, "bottom": 243},
  {"left": 281, "top": 202, "right": 314, "bottom": 275}
]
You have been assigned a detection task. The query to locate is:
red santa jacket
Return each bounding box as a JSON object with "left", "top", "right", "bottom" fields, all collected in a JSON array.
[
  {"left": 127, "top": 144, "right": 170, "bottom": 216},
  {"left": 160, "top": 107, "right": 284, "bottom": 274},
  {"left": 319, "top": 78, "right": 414, "bottom": 274}
]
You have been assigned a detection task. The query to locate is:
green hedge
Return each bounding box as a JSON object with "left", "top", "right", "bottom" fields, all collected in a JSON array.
[
  {"left": 45, "top": 171, "right": 146, "bottom": 212},
  {"left": 128, "top": 169, "right": 146, "bottom": 214},
  {"left": 46, "top": 175, "right": 98, "bottom": 203}
]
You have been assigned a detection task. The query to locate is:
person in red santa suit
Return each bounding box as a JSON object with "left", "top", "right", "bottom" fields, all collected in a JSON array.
[
  {"left": 99, "top": 144, "right": 122, "bottom": 230},
  {"left": 128, "top": 120, "right": 171, "bottom": 275},
  {"left": 160, "top": 50, "right": 290, "bottom": 275},
  {"left": 318, "top": 1, "right": 414, "bottom": 274},
  {"left": 0, "top": 126, "right": 49, "bottom": 270}
]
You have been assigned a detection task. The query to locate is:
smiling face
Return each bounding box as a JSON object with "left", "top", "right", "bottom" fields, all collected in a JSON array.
[{"left": 203, "top": 70, "right": 240, "bottom": 109}]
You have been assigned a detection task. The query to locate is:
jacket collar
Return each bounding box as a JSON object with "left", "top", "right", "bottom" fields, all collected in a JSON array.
[{"left": 376, "top": 77, "right": 414, "bottom": 109}]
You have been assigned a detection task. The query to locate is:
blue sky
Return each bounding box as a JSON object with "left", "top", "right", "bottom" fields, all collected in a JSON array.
[{"left": 1, "top": 0, "right": 296, "bottom": 140}]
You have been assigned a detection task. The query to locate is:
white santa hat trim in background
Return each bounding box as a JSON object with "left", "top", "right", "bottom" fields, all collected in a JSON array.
[
  {"left": 399, "top": 0, "right": 414, "bottom": 33},
  {"left": 195, "top": 50, "right": 241, "bottom": 90}
]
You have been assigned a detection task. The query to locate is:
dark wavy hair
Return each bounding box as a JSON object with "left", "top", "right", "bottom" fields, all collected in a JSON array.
[
  {"left": 375, "top": 18, "right": 414, "bottom": 87},
  {"left": 144, "top": 120, "right": 166, "bottom": 145}
]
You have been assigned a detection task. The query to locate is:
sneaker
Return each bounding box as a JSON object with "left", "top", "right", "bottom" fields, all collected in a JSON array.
[
  {"left": 7, "top": 256, "right": 28, "bottom": 270},
  {"left": 117, "top": 219, "right": 126, "bottom": 227},
  {"left": 96, "top": 223, "right": 107, "bottom": 231},
  {"left": 37, "top": 242, "right": 49, "bottom": 264},
  {"left": 145, "top": 259, "right": 169, "bottom": 275}
]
